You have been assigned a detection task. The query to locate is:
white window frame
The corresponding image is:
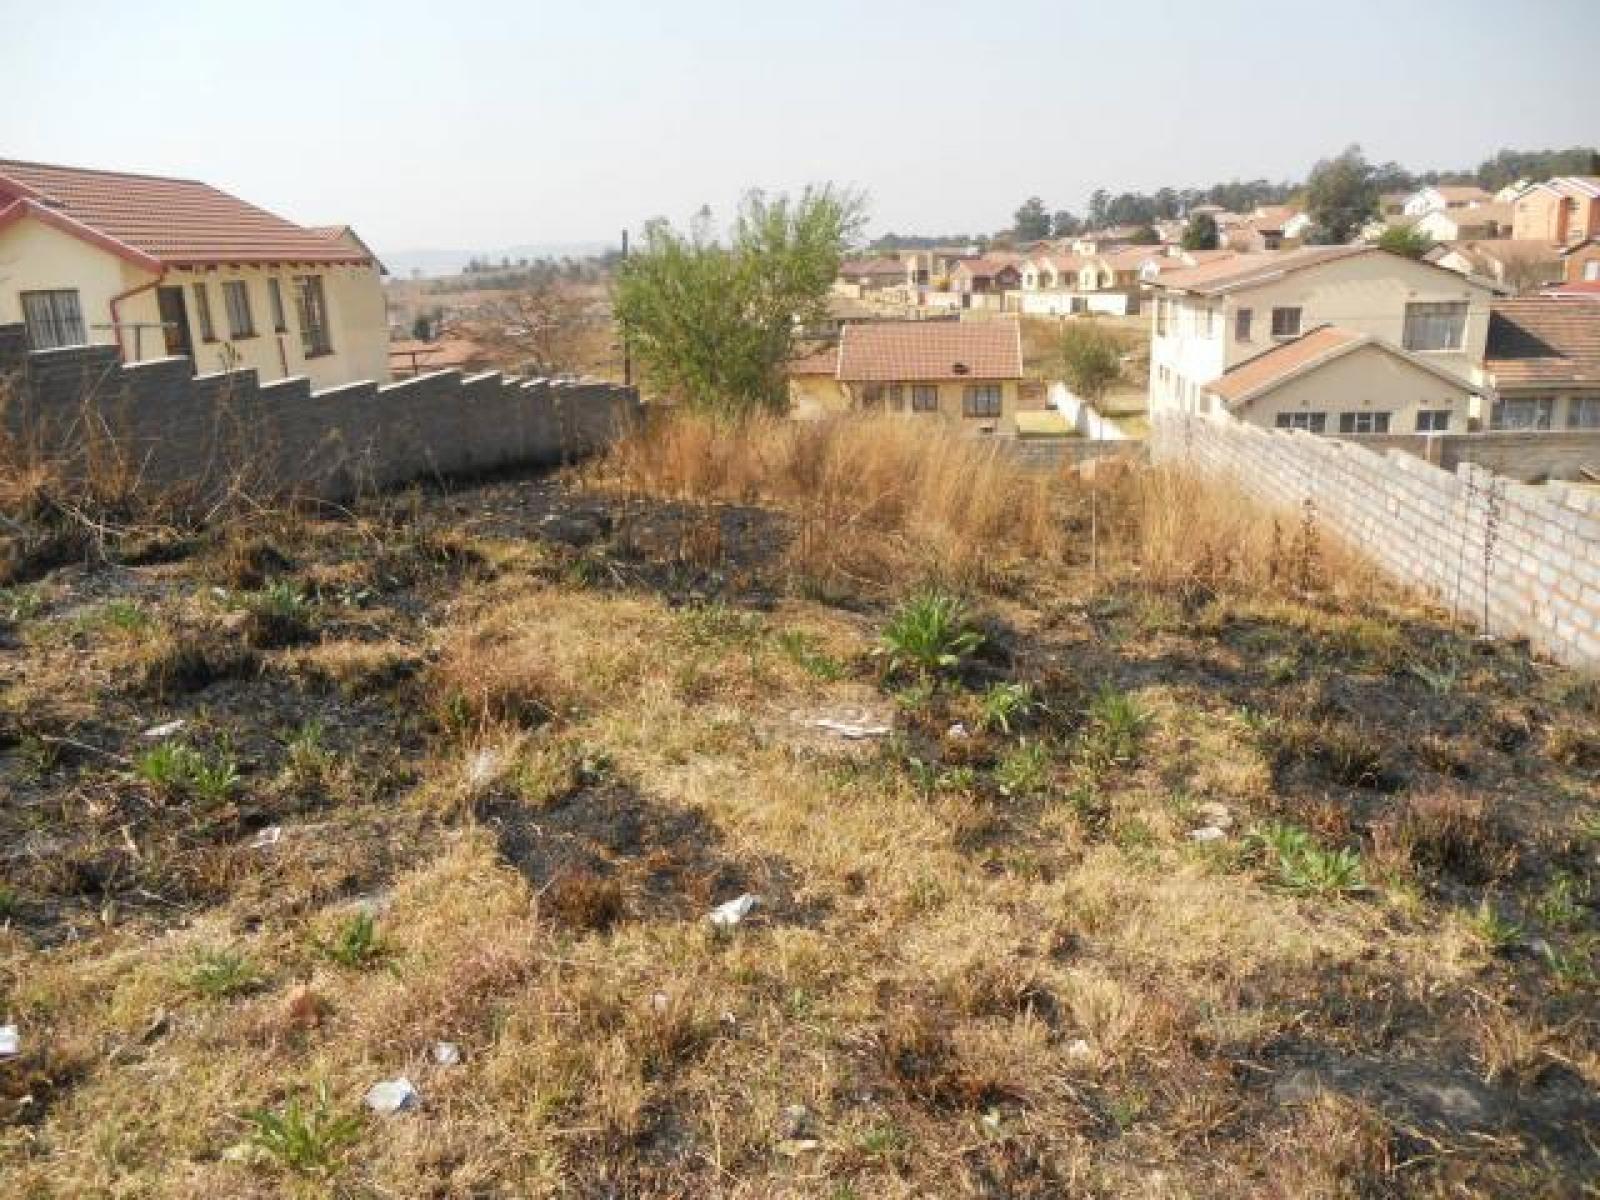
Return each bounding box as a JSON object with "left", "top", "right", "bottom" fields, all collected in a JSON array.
[
  {"left": 1402, "top": 301, "right": 1468, "bottom": 353},
  {"left": 20, "top": 289, "right": 87, "bottom": 350},
  {"left": 1491, "top": 396, "right": 1554, "bottom": 430},
  {"left": 1275, "top": 411, "right": 1327, "bottom": 433},
  {"left": 1338, "top": 411, "right": 1392, "bottom": 435},
  {"left": 1270, "top": 306, "right": 1302, "bottom": 339},
  {"left": 1415, "top": 409, "right": 1452, "bottom": 433}
]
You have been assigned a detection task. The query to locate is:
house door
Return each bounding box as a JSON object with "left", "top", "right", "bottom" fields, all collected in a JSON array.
[{"left": 156, "top": 286, "right": 193, "bottom": 357}]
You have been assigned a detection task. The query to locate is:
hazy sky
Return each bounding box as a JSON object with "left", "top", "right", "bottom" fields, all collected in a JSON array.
[{"left": 3, "top": 0, "right": 1595, "bottom": 252}]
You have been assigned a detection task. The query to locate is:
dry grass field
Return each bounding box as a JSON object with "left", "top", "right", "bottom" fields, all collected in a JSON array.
[{"left": 2, "top": 412, "right": 1598, "bottom": 1197}]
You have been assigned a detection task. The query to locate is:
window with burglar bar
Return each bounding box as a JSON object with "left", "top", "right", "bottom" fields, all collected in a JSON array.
[
  {"left": 911, "top": 385, "right": 938, "bottom": 412},
  {"left": 1274, "top": 411, "right": 1326, "bottom": 433},
  {"left": 1338, "top": 411, "right": 1391, "bottom": 434},
  {"left": 192, "top": 282, "right": 216, "bottom": 342},
  {"left": 20, "top": 289, "right": 86, "bottom": 349},
  {"left": 295, "top": 275, "right": 333, "bottom": 357},
  {"left": 1402, "top": 301, "right": 1467, "bottom": 352}
]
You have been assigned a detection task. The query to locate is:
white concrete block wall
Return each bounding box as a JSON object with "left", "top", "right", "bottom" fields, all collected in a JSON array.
[{"left": 1151, "top": 414, "right": 1600, "bottom": 667}]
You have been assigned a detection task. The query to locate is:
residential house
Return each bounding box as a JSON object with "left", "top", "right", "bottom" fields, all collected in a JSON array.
[
  {"left": 0, "top": 157, "right": 388, "bottom": 388},
  {"left": 1413, "top": 203, "right": 1513, "bottom": 243},
  {"left": 837, "top": 256, "right": 908, "bottom": 292},
  {"left": 1480, "top": 298, "right": 1600, "bottom": 430},
  {"left": 1201, "top": 325, "right": 1479, "bottom": 435},
  {"left": 1430, "top": 240, "right": 1563, "bottom": 292},
  {"left": 1223, "top": 206, "right": 1302, "bottom": 253},
  {"left": 1511, "top": 177, "right": 1600, "bottom": 245},
  {"left": 1494, "top": 180, "right": 1531, "bottom": 204},
  {"left": 788, "top": 319, "right": 1029, "bottom": 431},
  {"left": 1561, "top": 238, "right": 1600, "bottom": 285},
  {"left": 1147, "top": 244, "right": 1497, "bottom": 425},
  {"left": 1402, "top": 184, "right": 1493, "bottom": 217},
  {"left": 948, "top": 254, "right": 1023, "bottom": 308}
]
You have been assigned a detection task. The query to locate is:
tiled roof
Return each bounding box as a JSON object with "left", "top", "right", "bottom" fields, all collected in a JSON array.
[
  {"left": 840, "top": 256, "right": 906, "bottom": 277},
  {"left": 1531, "top": 176, "right": 1600, "bottom": 200},
  {"left": 1150, "top": 244, "right": 1373, "bottom": 294},
  {"left": 0, "top": 157, "right": 371, "bottom": 267},
  {"left": 787, "top": 344, "right": 841, "bottom": 376},
  {"left": 837, "top": 319, "right": 1022, "bottom": 382},
  {"left": 1202, "top": 326, "right": 1364, "bottom": 405},
  {"left": 1429, "top": 185, "right": 1493, "bottom": 203},
  {"left": 1484, "top": 298, "right": 1600, "bottom": 388}
]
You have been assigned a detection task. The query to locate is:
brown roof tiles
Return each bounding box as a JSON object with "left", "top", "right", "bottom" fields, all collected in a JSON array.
[
  {"left": 837, "top": 320, "right": 1022, "bottom": 382},
  {"left": 1484, "top": 297, "right": 1600, "bottom": 389},
  {"left": 0, "top": 158, "right": 371, "bottom": 267}
]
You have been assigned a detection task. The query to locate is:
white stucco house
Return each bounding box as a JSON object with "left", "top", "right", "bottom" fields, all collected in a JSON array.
[
  {"left": 0, "top": 157, "right": 389, "bottom": 389},
  {"left": 1147, "top": 244, "right": 1499, "bottom": 432},
  {"left": 1402, "top": 184, "right": 1494, "bottom": 218}
]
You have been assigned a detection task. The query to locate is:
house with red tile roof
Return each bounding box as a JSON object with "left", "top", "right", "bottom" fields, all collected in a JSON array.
[
  {"left": 1480, "top": 298, "right": 1600, "bottom": 431},
  {"left": 786, "top": 318, "right": 1031, "bottom": 430},
  {"left": 1146, "top": 244, "right": 1498, "bottom": 428},
  {"left": 0, "top": 157, "right": 389, "bottom": 389},
  {"left": 1511, "top": 177, "right": 1600, "bottom": 246},
  {"left": 1200, "top": 325, "right": 1478, "bottom": 435}
]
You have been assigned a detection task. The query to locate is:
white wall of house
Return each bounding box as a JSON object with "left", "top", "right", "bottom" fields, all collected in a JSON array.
[
  {"left": 0, "top": 216, "right": 152, "bottom": 348},
  {"left": 1148, "top": 254, "right": 1494, "bottom": 415}
]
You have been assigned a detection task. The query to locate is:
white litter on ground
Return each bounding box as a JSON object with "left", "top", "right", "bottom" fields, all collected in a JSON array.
[
  {"left": 708, "top": 893, "right": 760, "bottom": 928},
  {"left": 364, "top": 1077, "right": 420, "bottom": 1115}
]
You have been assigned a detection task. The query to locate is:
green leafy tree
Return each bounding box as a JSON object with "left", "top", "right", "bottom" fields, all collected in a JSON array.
[
  {"left": 1376, "top": 224, "right": 1434, "bottom": 259},
  {"left": 613, "top": 185, "right": 865, "bottom": 416},
  {"left": 1128, "top": 225, "right": 1161, "bottom": 245},
  {"left": 1305, "top": 145, "right": 1379, "bottom": 244},
  {"left": 1013, "top": 196, "right": 1052, "bottom": 241},
  {"left": 1055, "top": 321, "right": 1124, "bottom": 404},
  {"left": 1051, "top": 210, "right": 1081, "bottom": 238},
  {"left": 1181, "top": 213, "right": 1220, "bottom": 251}
]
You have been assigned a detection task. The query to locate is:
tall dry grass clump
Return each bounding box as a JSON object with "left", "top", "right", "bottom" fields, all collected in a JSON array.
[
  {"left": 592, "top": 411, "right": 1065, "bottom": 588},
  {"left": 1111, "top": 466, "right": 1385, "bottom": 602}
]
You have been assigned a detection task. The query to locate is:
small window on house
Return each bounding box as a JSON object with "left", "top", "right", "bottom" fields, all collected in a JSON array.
[
  {"left": 294, "top": 275, "right": 333, "bottom": 357},
  {"left": 1270, "top": 307, "right": 1302, "bottom": 338},
  {"left": 911, "top": 385, "right": 938, "bottom": 412},
  {"left": 1155, "top": 298, "right": 1169, "bottom": 337},
  {"left": 1491, "top": 396, "right": 1554, "bottom": 430},
  {"left": 1274, "top": 411, "right": 1327, "bottom": 433},
  {"left": 1566, "top": 396, "right": 1600, "bottom": 429},
  {"left": 1235, "top": 308, "right": 1253, "bottom": 341},
  {"left": 888, "top": 384, "right": 905, "bottom": 412},
  {"left": 222, "top": 281, "right": 256, "bottom": 339},
  {"left": 267, "top": 278, "right": 288, "bottom": 332},
  {"left": 1584, "top": 261, "right": 1600, "bottom": 282},
  {"left": 962, "top": 384, "right": 1003, "bottom": 418},
  {"left": 20, "top": 289, "right": 86, "bottom": 350},
  {"left": 861, "top": 384, "right": 885, "bottom": 409},
  {"left": 1402, "top": 301, "right": 1468, "bottom": 352},
  {"left": 1200, "top": 306, "right": 1216, "bottom": 337},
  {"left": 1415, "top": 409, "right": 1452, "bottom": 432},
  {"left": 192, "top": 282, "right": 216, "bottom": 342},
  {"left": 1338, "top": 411, "right": 1392, "bottom": 434}
]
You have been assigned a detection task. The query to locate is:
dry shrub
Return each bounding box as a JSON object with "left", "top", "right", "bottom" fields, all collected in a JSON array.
[
  {"left": 543, "top": 869, "right": 625, "bottom": 932},
  {"left": 1369, "top": 787, "right": 1519, "bottom": 885},
  {"left": 1110, "top": 467, "right": 1382, "bottom": 602},
  {"left": 1266, "top": 1092, "right": 1396, "bottom": 1199},
  {"left": 590, "top": 411, "right": 1063, "bottom": 588}
]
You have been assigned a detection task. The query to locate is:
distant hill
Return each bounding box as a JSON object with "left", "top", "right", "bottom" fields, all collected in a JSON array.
[{"left": 383, "top": 242, "right": 612, "bottom": 279}]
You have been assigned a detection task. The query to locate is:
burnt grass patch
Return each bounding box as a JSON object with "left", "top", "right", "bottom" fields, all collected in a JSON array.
[
  {"left": 482, "top": 780, "right": 807, "bottom": 928},
  {"left": 5, "top": 460, "right": 1600, "bottom": 1196}
]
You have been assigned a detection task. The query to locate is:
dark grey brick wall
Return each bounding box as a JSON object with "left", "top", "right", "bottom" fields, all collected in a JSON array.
[
  {"left": 1152, "top": 413, "right": 1600, "bottom": 668},
  {"left": 1, "top": 323, "right": 641, "bottom": 503}
]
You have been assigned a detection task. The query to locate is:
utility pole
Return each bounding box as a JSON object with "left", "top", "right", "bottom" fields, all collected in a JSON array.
[{"left": 620, "top": 228, "right": 631, "bottom": 389}]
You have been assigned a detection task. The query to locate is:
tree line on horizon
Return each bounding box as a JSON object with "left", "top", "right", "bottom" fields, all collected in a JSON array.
[{"left": 868, "top": 144, "right": 1599, "bottom": 250}]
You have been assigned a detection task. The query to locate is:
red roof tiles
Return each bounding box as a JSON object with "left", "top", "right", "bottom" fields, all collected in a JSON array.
[
  {"left": 1202, "top": 326, "right": 1364, "bottom": 405},
  {"left": 837, "top": 320, "right": 1022, "bottom": 382},
  {"left": 0, "top": 158, "right": 371, "bottom": 267}
]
